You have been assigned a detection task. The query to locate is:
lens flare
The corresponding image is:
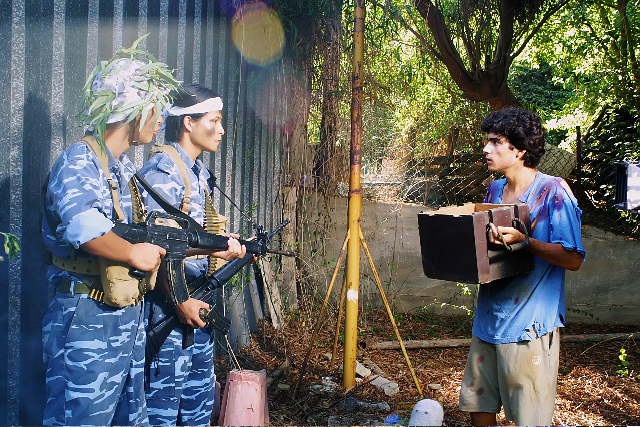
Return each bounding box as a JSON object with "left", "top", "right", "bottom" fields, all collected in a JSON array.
[
  {"left": 231, "top": 2, "right": 284, "bottom": 66},
  {"left": 250, "top": 66, "right": 309, "bottom": 134},
  {"left": 219, "top": 0, "right": 274, "bottom": 17}
]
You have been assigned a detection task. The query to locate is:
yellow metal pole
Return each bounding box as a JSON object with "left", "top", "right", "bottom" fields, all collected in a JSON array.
[
  {"left": 330, "top": 273, "right": 348, "bottom": 371},
  {"left": 343, "top": 0, "right": 365, "bottom": 390}
]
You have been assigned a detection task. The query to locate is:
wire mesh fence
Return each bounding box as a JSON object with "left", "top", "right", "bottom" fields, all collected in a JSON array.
[
  {"left": 353, "top": 121, "right": 639, "bottom": 239},
  {"left": 357, "top": 143, "right": 577, "bottom": 206},
  {"left": 571, "top": 109, "right": 640, "bottom": 238}
]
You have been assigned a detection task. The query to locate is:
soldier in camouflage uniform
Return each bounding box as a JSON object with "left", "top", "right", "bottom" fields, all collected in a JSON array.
[
  {"left": 139, "top": 83, "right": 246, "bottom": 426},
  {"left": 41, "top": 38, "right": 179, "bottom": 426}
]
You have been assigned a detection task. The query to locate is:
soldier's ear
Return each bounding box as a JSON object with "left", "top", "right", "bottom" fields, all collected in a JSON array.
[{"left": 183, "top": 115, "right": 194, "bottom": 132}]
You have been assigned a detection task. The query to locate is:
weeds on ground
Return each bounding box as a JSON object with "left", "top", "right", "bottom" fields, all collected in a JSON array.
[{"left": 616, "top": 347, "right": 640, "bottom": 380}]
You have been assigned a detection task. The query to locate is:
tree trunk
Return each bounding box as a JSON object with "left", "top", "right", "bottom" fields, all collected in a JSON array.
[
  {"left": 413, "top": 0, "right": 521, "bottom": 109},
  {"left": 371, "top": 332, "right": 640, "bottom": 350},
  {"left": 314, "top": 1, "right": 343, "bottom": 189}
]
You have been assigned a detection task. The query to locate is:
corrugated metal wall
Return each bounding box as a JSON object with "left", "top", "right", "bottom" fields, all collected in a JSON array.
[{"left": 0, "top": 0, "right": 288, "bottom": 424}]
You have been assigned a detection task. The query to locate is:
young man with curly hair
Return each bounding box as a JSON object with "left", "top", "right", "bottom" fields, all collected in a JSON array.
[{"left": 459, "top": 107, "right": 586, "bottom": 426}]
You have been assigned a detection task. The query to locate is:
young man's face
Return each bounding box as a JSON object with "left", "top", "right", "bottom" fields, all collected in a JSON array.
[{"left": 483, "top": 132, "right": 525, "bottom": 172}]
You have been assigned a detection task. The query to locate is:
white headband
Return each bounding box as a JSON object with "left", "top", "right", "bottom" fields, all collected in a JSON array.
[{"left": 166, "top": 97, "right": 223, "bottom": 116}]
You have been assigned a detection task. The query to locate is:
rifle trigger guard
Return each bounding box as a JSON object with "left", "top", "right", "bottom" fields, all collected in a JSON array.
[{"left": 145, "top": 210, "right": 190, "bottom": 229}]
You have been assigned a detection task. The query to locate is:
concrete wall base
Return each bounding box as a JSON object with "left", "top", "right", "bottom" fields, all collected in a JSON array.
[{"left": 302, "top": 194, "right": 640, "bottom": 325}]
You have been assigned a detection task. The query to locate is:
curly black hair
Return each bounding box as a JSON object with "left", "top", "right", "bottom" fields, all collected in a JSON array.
[{"left": 481, "top": 107, "right": 547, "bottom": 168}]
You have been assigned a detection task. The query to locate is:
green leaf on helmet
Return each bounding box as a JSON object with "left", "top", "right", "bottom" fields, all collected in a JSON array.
[
  {"left": 137, "top": 62, "right": 168, "bottom": 73},
  {"left": 109, "top": 58, "right": 134, "bottom": 77},
  {"left": 131, "top": 81, "right": 151, "bottom": 91},
  {"left": 130, "top": 33, "right": 149, "bottom": 50},
  {"left": 88, "top": 97, "right": 109, "bottom": 114},
  {"left": 139, "top": 107, "right": 150, "bottom": 131}
]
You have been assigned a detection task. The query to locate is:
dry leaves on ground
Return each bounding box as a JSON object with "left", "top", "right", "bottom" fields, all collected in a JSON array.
[{"left": 214, "top": 308, "right": 640, "bottom": 426}]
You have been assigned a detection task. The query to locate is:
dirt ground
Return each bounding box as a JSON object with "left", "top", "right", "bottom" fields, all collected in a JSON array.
[{"left": 214, "top": 308, "right": 640, "bottom": 426}]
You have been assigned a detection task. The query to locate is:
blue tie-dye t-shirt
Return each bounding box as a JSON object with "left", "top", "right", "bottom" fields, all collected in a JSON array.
[{"left": 474, "top": 172, "right": 586, "bottom": 344}]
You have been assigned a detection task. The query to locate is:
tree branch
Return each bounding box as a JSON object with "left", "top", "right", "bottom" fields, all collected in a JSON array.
[
  {"left": 413, "top": 0, "right": 479, "bottom": 95},
  {"left": 512, "top": 0, "right": 572, "bottom": 59}
]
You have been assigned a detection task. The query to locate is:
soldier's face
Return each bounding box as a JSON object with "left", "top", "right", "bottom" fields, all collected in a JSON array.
[
  {"left": 189, "top": 110, "right": 225, "bottom": 153},
  {"left": 137, "top": 106, "right": 162, "bottom": 144}
]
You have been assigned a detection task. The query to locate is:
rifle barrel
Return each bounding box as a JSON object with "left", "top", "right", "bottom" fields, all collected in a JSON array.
[
  {"left": 268, "top": 219, "right": 291, "bottom": 239},
  {"left": 267, "top": 249, "right": 297, "bottom": 257}
]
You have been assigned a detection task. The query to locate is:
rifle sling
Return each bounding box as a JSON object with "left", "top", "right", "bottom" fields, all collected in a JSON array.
[{"left": 133, "top": 172, "right": 203, "bottom": 231}]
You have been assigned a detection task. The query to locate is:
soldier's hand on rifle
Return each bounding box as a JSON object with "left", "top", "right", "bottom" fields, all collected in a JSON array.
[
  {"left": 128, "top": 242, "right": 167, "bottom": 271},
  {"left": 211, "top": 233, "right": 246, "bottom": 260},
  {"left": 175, "top": 298, "right": 210, "bottom": 328},
  {"left": 81, "top": 231, "right": 166, "bottom": 271}
]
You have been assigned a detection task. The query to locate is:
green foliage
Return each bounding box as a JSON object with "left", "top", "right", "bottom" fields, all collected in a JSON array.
[
  {"left": 271, "top": 0, "right": 345, "bottom": 57},
  {"left": 578, "top": 105, "right": 640, "bottom": 237},
  {"left": 509, "top": 61, "right": 575, "bottom": 119},
  {"left": 616, "top": 347, "right": 630, "bottom": 376},
  {"left": 424, "top": 282, "right": 478, "bottom": 317},
  {"left": 352, "top": 1, "right": 494, "bottom": 172},
  {"left": 76, "top": 35, "right": 181, "bottom": 147},
  {"left": 0, "top": 232, "right": 20, "bottom": 262},
  {"left": 615, "top": 347, "right": 638, "bottom": 379},
  {"left": 513, "top": 0, "right": 640, "bottom": 139}
]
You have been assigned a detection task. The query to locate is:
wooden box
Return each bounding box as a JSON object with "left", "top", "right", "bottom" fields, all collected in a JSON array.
[{"left": 418, "top": 203, "right": 535, "bottom": 284}]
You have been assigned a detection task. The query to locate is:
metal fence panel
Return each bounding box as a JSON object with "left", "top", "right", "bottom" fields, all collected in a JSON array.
[{"left": 0, "top": 0, "right": 286, "bottom": 424}]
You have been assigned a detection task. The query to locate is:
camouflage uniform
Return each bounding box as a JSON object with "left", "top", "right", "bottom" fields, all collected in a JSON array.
[
  {"left": 41, "top": 142, "right": 149, "bottom": 426},
  {"left": 139, "top": 142, "right": 216, "bottom": 426}
]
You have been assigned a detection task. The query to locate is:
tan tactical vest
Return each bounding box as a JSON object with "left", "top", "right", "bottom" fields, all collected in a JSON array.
[{"left": 51, "top": 135, "right": 154, "bottom": 307}]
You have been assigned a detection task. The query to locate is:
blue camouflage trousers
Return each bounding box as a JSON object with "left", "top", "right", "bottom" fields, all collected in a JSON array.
[
  {"left": 145, "top": 294, "right": 216, "bottom": 426},
  {"left": 42, "top": 289, "right": 148, "bottom": 426}
]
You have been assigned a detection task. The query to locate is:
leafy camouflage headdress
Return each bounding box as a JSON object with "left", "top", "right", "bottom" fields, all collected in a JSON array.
[{"left": 76, "top": 35, "right": 181, "bottom": 147}]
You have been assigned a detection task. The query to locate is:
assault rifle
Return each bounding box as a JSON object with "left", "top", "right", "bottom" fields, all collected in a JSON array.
[
  {"left": 111, "top": 211, "right": 285, "bottom": 306},
  {"left": 145, "top": 219, "right": 292, "bottom": 362}
]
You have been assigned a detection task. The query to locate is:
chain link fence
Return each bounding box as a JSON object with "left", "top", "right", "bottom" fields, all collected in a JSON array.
[
  {"left": 570, "top": 108, "right": 640, "bottom": 238},
  {"left": 351, "top": 115, "right": 639, "bottom": 239},
  {"left": 356, "top": 143, "right": 577, "bottom": 205}
]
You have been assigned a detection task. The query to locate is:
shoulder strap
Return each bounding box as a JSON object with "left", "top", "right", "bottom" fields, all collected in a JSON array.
[
  {"left": 204, "top": 187, "right": 229, "bottom": 274},
  {"left": 128, "top": 179, "right": 146, "bottom": 224},
  {"left": 147, "top": 145, "right": 228, "bottom": 274},
  {"left": 151, "top": 144, "right": 191, "bottom": 214},
  {"left": 133, "top": 172, "right": 202, "bottom": 231},
  {"left": 80, "top": 135, "right": 126, "bottom": 223}
]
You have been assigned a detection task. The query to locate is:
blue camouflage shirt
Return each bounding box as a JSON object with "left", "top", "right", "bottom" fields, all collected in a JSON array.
[
  {"left": 473, "top": 172, "right": 586, "bottom": 344},
  {"left": 138, "top": 142, "right": 213, "bottom": 278},
  {"left": 42, "top": 140, "right": 136, "bottom": 283}
]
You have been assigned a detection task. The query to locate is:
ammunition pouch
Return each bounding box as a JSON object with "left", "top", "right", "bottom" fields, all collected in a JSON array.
[
  {"left": 53, "top": 250, "right": 157, "bottom": 307},
  {"left": 52, "top": 252, "right": 100, "bottom": 275},
  {"left": 98, "top": 258, "right": 158, "bottom": 307}
]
